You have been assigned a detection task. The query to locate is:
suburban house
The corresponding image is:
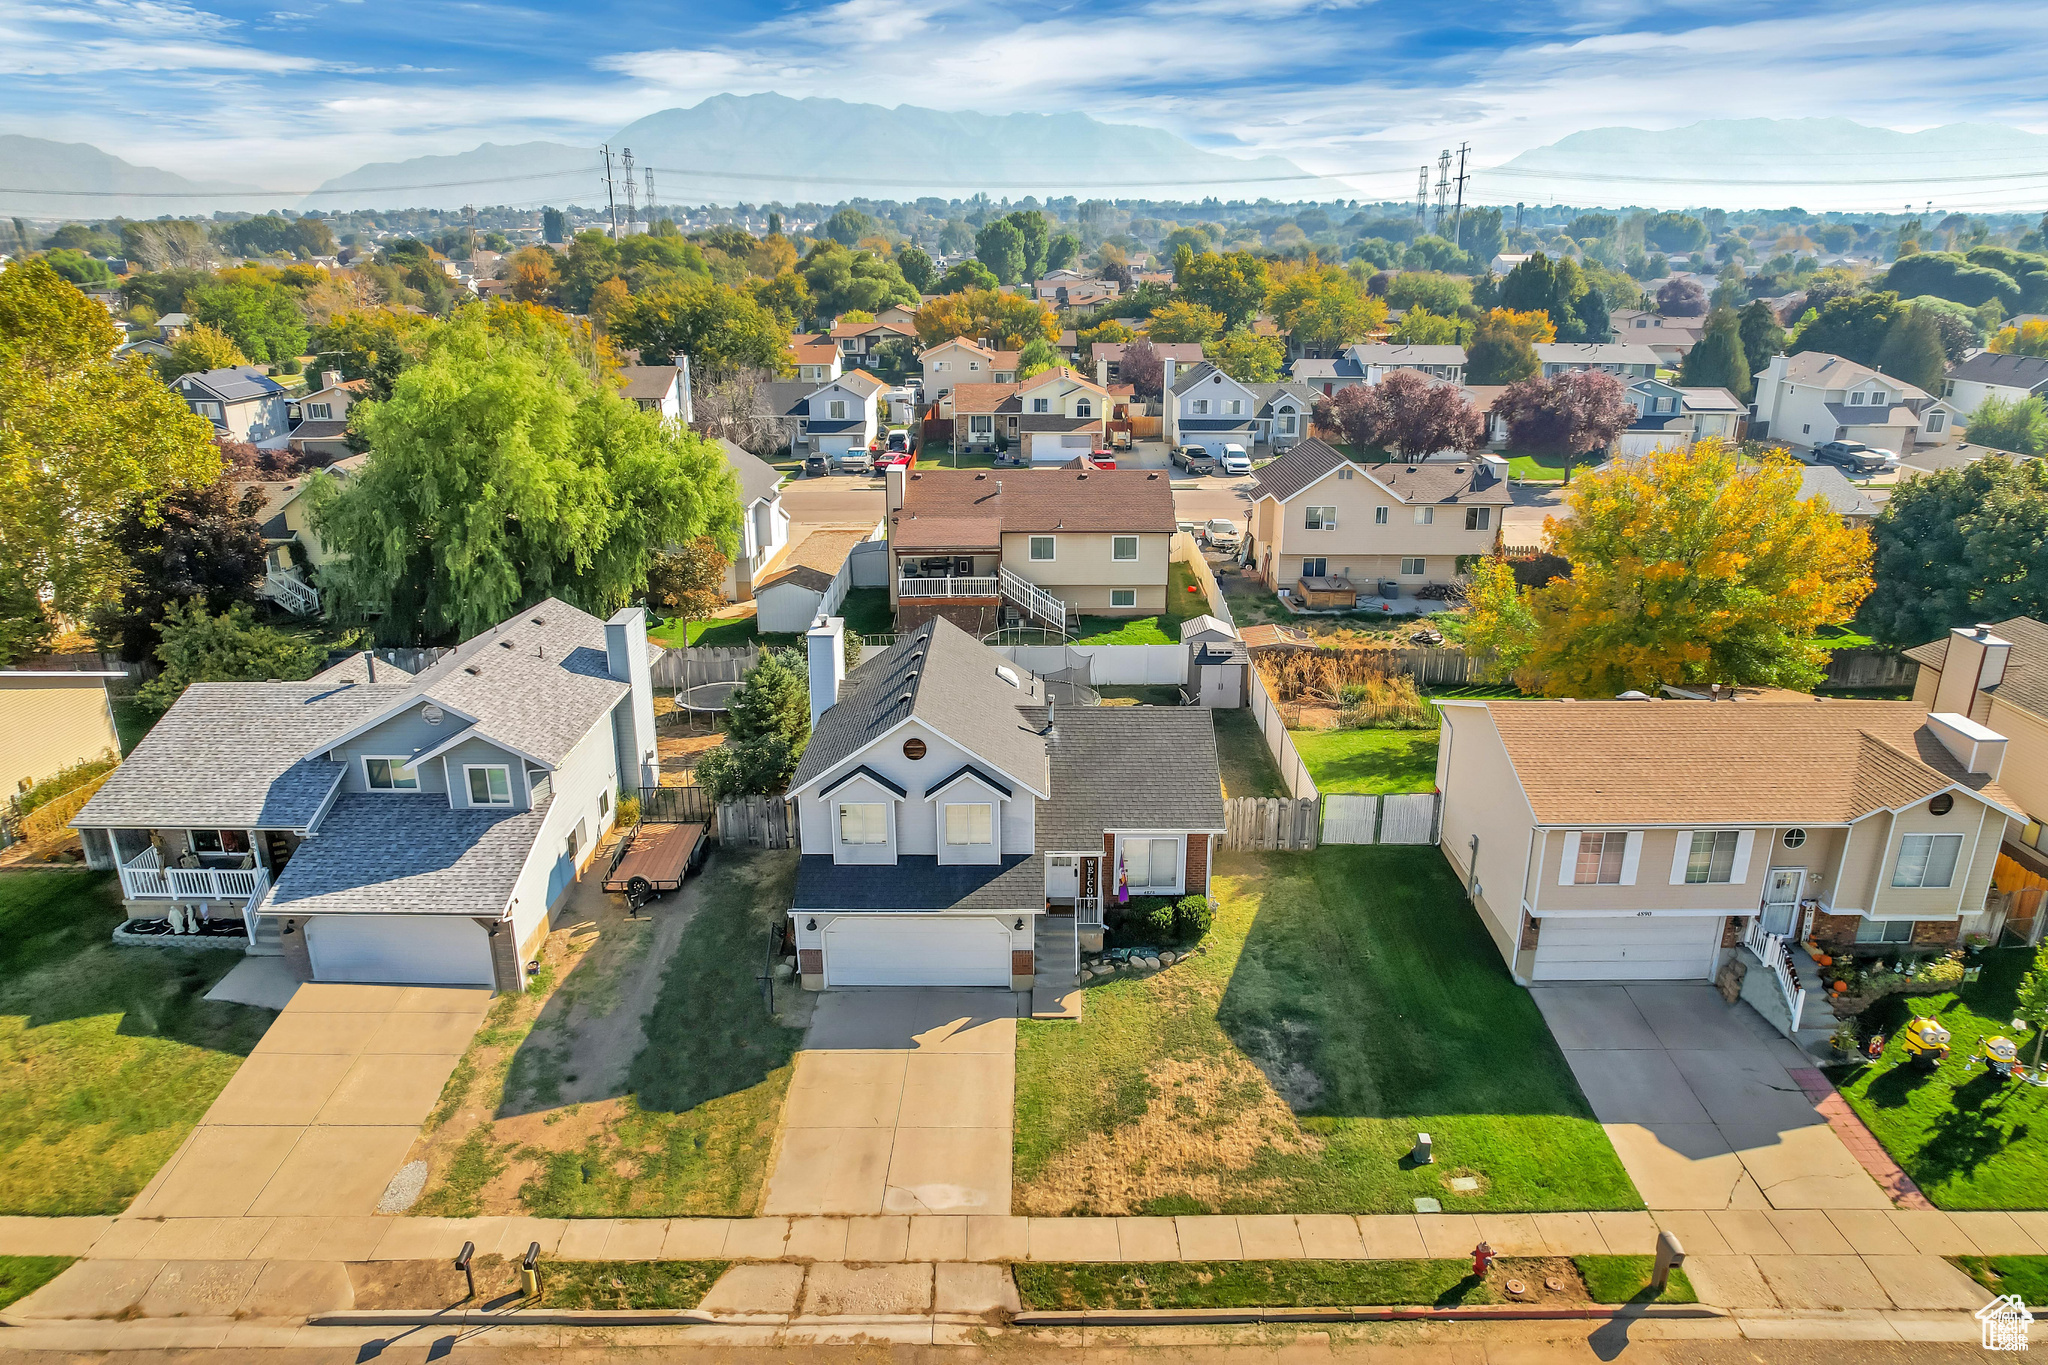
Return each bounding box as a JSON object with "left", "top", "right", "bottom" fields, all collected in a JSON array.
[
  {"left": 1164, "top": 361, "right": 1319, "bottom": 459},
  {"left": 885, "top": 464, "right": 1176, "bottom": 634},
  {"left": 824, "top": 318, "right": 915, "bottom": 369},
  {"left": 1013, "top": 368, "right": 1109, "bottom": 463},
  {"left": 789, "top": 336, "right": 843, "bottom": 384},
  {"left": 175, "top": 366, "right": 291, "bottom": 447},
  {"left": 1906, "top": 620, "right": 2048, "bottom": 945},
  {"left": 1535, "top": 342, "right": 1659, "bottom": 381},
  {"left": 785, "top": 615, "right": 1224, "bottom": 988},
  {"left": 1615, "top": 377, "right": 1747, "bottom": 452},
  {"left": 1751, "top": 352, "right": 1961, "bottom": 454},
  {"left": 947, "top": 382, "right": 1025, "bottom": 454},
  {"left": 1942, "top": 352, "right": 2048, "bottom": 418},
  {"left": 1795, "top": 465, "right": 1883, "bottom": 526},
  {"left": 233, "top": 459, "right": 368, "bottom": 617},
  {"left": 875, "top": 304, "right": 920, "bottom": 329},
  {"left": 72, "top": 600, "right": 662, "bottom": 990},
  {"left": 618, "top": 362, "right": 691, "bottom": 427},
  {"left": 1292, "top": 344, "right": 1467, "bottom": 394},
  {"left": 778, "top": 370, "right": 888, "bottom": 462},
  {"left": 1435, "top": 697, "right": 2018, "bottom": 983},
  {"left": 1243, "top": 439, "right": 1510, "bottom": 606},
  {"left": 717, "top": 438, "right": 792, "bottom": 603},
  {"left": 1490, "top": 252, "right": 1532, "bottom": 275},
  {"left": 1610, "top": 309, "right": 1704, "bottom": 367},
  {"left": 1091, "top": 340, "right": 1203, "bottom": 385},
  {"left": 921, "top": 337, "right": 1020, "bottom": 393},
  {"left": 286, "top": 370, "right": 367, "bottom": 463},
  {"left": 2, "top": 666, "right": 122, "bottom": 806}
]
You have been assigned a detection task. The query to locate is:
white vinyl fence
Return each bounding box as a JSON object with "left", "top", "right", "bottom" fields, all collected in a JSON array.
[
  {"left": 996, "top": 643, "right": 1190, "bottom": 687},
  {"left": 1319, "top": 792, "right": 1442, "bottom": 845},
  {"left": 1247, "top": 663, "right": 1319, "bottom": 802}
]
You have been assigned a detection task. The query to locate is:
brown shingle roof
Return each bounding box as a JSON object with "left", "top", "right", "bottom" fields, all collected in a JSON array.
[
  {"left": 1905, "top": 618, "right": 2048, "bottom": 722},
  {"left": 948, "top": 382, "right": 1022, "bottom": 414},
  {"left": 894, "top": 467, "right": 1175, "bottom": 538},
  {"left": 618, "top": 365, "right": 682, "bottom": 401},
  {"left": 1478, "top": 699, "right": 2021, "bottom": 825},
  {"left": 758, "top": 527, "right": 872, "bottom": 594}
]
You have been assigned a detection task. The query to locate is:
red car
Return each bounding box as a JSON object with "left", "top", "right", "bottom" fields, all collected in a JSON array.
[
  {"left": 1084, "top": 449, "right": 1117, "bottom": 469},
  {"left": 875, "top": 450, "right": 913, "bottom": 470}
]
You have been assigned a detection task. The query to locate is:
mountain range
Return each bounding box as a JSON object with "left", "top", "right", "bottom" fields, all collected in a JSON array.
[{"left": 0, "top": 134, "right": 260, "bottom": 220}]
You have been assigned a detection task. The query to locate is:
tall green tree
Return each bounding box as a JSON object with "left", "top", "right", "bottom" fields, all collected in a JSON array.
[
  {"left": 1738, "top": 300, "right": 1785, "bottom": 371},
  {"left": 0, "top": 259, "right": 221, "bottom": 661},
  {"left": 1859, "top": 456, "right": 2048, "bottom": 645},
  {"left": 187, "top": 271, "right": 308, "bottom": 364},
  {"left": 1680, "top": 308, "right": 1752, "bottom": 400},
  {"left": 1465, "top": 311, "right": 1539, "bottom": 385},
  {"left": 136, "top": 600, "right": 323, "bottom": 711},
  {"left": 799, "top": 242, "right": 916, "bottom": 321},
  {"left": 158, "top": 323, "right": 249, "bottom": 381},
  {"left": 1790, "top": 291, "right": 1901, "bottom": 369},
  {"left": 1210, "top": 328, "right": 1285, "bottom": 383},
  {"left": 1501, "top": 254, "right": 1592, "bottom": 341},
  {"left": 98, "top": 481, "right": 268, "bottom": 663},
  {"left": 1965, "top": 395, "right": 2048, "bottom": 456},
  {"left": 1014, "top": 337, "right": 1060, "bottom": 380},
  {"left": 1875, "top": 305, "right": 1948, "bottom": 394},
  {"left": 975, "top": 219, "right": 1027, "bottom": 285},
  {"left": 1176, "top": 250, "right": 1272, "bottom": 330},
  {"left": 310, "top": 309, "right": 741, "bottom": 643},
  {"left": 896, "top": 244, "right": 937, "bottom": 294},
  {"left": 609, "top": 282, "right": 788, "bottom": 377}
]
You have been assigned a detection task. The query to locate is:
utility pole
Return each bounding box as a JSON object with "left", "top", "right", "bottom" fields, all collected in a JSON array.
[
  {"left": 644, "top": 166, "right": 658, "bottom": 227},
  {"left": 600, "top": 144, "right": 619, "bottom": 241},
  {"left": 1450, "top": 142, "right": 1471, "bottom": 249},
  {"left": 1433, "top": 150, "right": 1452, "bottom": 235},
  {"left": 1414, "top": 167, "right": 1429, "bottom": 234},
  {"left": 621, "top": 148, "right": 638, "bottom": 235}
]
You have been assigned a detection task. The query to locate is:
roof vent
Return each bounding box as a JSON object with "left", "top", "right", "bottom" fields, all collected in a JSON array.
[
  {"left": 499, "top": 639, "right": 515, "bottom": 649},
  {"left": 898, "top": 692, "right": 913, "bottom": 705},
  {"left": 464, "top": 665, "right": 482, "bottom": 676},
  {"left": 423, "top": 705, "right": 444, "bottom": 724},
  {"left": 974, "top": 472, "right": 987, "bottom": 480},
  {"left": 531, "top": 615, "right": 547, "bottom": 626},
  {"left": 996, "top": 665, "right": 1020, "bottom": 688},
  {"left": 1617, "top": 690, "right": 1652, "bottom": 700},
  {"left": 1148, "top": 471, "right": 1160, "bottom": 479}
]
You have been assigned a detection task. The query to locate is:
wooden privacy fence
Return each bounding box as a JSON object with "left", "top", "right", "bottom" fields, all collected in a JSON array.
[
  {"left": 716, "top": 795, "right": 796, "bottom": 849},
  {"left": 1320, "top": 792, "right": 1442, "bottom": 845},
  {"left": 1222, "top": 797, "right": 1320, "bottom": 851},
  {"left": 1821, "top": 648, "right": 1917, "bottom": 690}
]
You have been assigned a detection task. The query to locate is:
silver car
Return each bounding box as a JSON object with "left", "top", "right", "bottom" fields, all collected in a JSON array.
[{"left": 1203, "top": 517, "right": 1241, "bottom": 551}]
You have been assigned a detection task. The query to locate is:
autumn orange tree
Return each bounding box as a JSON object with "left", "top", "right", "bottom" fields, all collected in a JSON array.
[
  {"left": 912, "top": 287, "right": 1057, "bottom": 350},
  {"left": 1464, "top": 440, "right": 1872, "bottom": 695}
]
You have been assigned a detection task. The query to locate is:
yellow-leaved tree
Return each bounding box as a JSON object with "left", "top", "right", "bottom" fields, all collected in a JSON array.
[{"left": 1464, "top": 440, "right": 1872, "bottom": 696}]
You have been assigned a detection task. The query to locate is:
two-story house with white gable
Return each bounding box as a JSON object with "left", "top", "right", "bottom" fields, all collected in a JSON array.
[
  {"left": 71, "top": 601, "right": 661, "bottom": 991},
  {"left": 785, "top": 615, "right": 1224, "bottom": 989},
  {"left": 1942, "top": 352, "right": 2048, "bottom": 421},
  {"left": 1242, "top": 439, "right": 1510, "bottom": 604},
  {"left": 1435, "top": 697, "right": 2018, "bottom": 986},
  {"left": 1164, "top": 362, "right": 1319, "bottom": 459},
  {"left": 1535, "top": 343, "right": 1660, "bottom": 382},
  {"left": 1752, "top": 352, "right": 1961, "bottom": 455},
  {"left": 792, "top": 370, "right": 889, "bottom": 462},
  {"left": 175, "top": 366, "right": 291, "bottom": 447}
]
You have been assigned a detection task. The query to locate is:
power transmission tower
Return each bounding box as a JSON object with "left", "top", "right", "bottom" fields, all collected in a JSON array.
[
  {"left": 644, "top": 167, "right": 658, "bottom": 226},
  {"left": 600, "top": 144, "right": 619, "bottom": 240},
  {"left": 1450, "top": 142, "right": 1471, "bottom": 248},
  {"left": 1432, "top": 150, "right": 1452, "bottom": 234},
  {"left": 464, "top": 203, "right": 476, "bottom": 257},
  {"left": 621, "top": 148, "right": 638, "bottom": 235},
  {"left": 1414, "top": 167, "right": 1429, "bottom": 233}
]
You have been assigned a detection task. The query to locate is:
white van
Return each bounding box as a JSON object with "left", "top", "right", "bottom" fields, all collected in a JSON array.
[{"left": 1219, "top": 444, "right": 1252, "bottom": 475}]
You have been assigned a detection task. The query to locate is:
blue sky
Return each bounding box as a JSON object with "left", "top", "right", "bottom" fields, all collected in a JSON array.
[{"left": 6, "top": 0, "right": 2048, "bottom": 206}]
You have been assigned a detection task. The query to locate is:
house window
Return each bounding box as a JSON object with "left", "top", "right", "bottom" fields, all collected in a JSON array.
[
  {"left": 1801, "top": 423, "right": 1811, "bottom": 434},
  {"left": 1783, "top": 828, "right": 1806, "bottom": 848},
  {"left": 1226, "top": 399, "right": 1243, "bottom": 415},
  {"left": 1305, "top": 505, "right": 1337, "bottom": 530},
  {"left": 970, "top": 415, "right": 992, "bottom": 434},
  {"left": 195, "top": 401, "right": 222, "bottom": 420},
  {"left": 466, "top": 765, "right": 513, "bottom": 806},
  {"left": 1032, "top": 397, "right": 1050, "bottom": 413},
  {"left": 1848, "top": 392, "right": 1864, "bottom": 405},
  {"left": 1684, "top": 830, "right": 1739, "bottom": 883},
  {"left": 1339, "top": 466, "right": 1353, "bottom": 480},
  {"left": 1029, "top": 536, "right": 1056, "bottom": 560},
  {"left": 1302, "top": 557, "right": 1327, "bottom": 578},
  {"left": 1111, "top": 588, "right": 1136, "bottom": 607},
  {"left": 1399, "top": 557, "right": 1425, "bottom": 575},
  {"left": 1112, "top": 535, "right": 1139, "bottom": 561},
  {"left": 364, "top": 757, "right": 419, "bottom": 790},
  {"left": 1928, "top": 413, "right": 1945, "bottom": 432},
  {"left": 188, "top": 829, "right": 251, "bottom": 857},
  {"left": 944, "top": 803, "right": 992, "bottom": 845},
  {"left": 1465, "top": 507, "right": 1491, "bottom": 531},
  {"left": 1192, "top": 399, "right": 1209, "bottom": 415},
  {"left": 1892, "top": 832, "right": 1963, "bottom": 888},
  {"left": 307, "top": 403, "right": 332, "bottom": 419},
  {"left": 1374, "top": 506, "right": 1387, "bottom": 524},
  {"left": 1076, "top": 398, "right": 1091, "bottom": 417},
  {"left": 968, "top": 361, "right": 980, "bottom": 371},
  {"left": 1279, "top": 412, "right": 1296, "bottom": 434},
  {"left": 838, "top": 802, "right": 888, "bottom": 845},
  {"left": 1855, "top": 918, "right": 1916, "bottom": 944},
  {"left": 934, "top": 361, "right": 948, "bottom": 372},
  {"left": 599, "top": 790, "right": 610, "bottom": 817},
  {"left": 1123, "top": 836, "right": 1180, "bottom": 892},
  {"left": 1413, "top": 507, "right": 1434, "bottom": 525},
  {"left": 829, "top": 400, "right": 847, "bottom": 419},
  {"left": 1574, "top": 831, "right": 1627, "bottom": 884}
]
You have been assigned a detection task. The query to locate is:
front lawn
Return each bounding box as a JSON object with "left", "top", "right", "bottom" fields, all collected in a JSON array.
[
  {"left": 1069, "top": 562, "right": 1208, "bottom": 645},
  {"left": 412, "top": 850, "right": 805, "bottom": 1218},
  {"left": 1506, "top": 452, "right": 1567, "bottom": 482},
  {"left": 0, "top": 1256, "right": 75, "bottom": 1310},
  {"left": 1013, "top": 847, "right": 1640, "bottom": 1215},
  {"left": 1952, "top": 1255, "right": 2048, "bottom": 1306},
  {"left": 1016, "top": 1256, "right": 1692, "bottom": 1309},
  {"left": 0, "top": 872, "right": 274, "bottom": 1214},
  {"left": 1833, "top": 947, "right": 2048, "bottom": 1209},
  {"left": 1291, "top": 728, "right": 1439, "bottom": 794},
  {"left": 915, "top": 444, "right": 997, "bottom": 470},
  {"left": 1215, "top": 709, "right": 1287, "bottom": 799}
]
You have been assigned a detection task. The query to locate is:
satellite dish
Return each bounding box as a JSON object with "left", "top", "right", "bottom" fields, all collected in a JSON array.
[{"left": 423, "top": 705, "right": 444, "bottom": 724}]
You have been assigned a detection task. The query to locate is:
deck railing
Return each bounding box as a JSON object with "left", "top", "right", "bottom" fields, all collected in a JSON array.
[
  {"left": 999, "top": 568, "right": 1068, "bottom": 632},
  {"left": 899, "top": 575, "right": 1000, "bottom": 598},
  {"left": 1741, "top": 918, "right": 1807, "bottom": 1032},
  {"left": 120, "top": 847, "right": 269, "bottom": 902},
  {"left": 262, "top": 568, "right": 320, "bottom": 616},
  {"left": 1075, "top": 894, "right": 1103, "bottom": 929}
]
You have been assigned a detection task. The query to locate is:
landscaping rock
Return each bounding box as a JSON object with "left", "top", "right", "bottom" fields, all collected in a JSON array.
[
  {"left": 1159, "top": 951, "right": 1177, "bottom": 965},
  {"left": 1142, "top": 957, "right": 1161, "bottom": 970},
  {"left": 377, "top": 1160, "right": 428, "bottom": 1214}
]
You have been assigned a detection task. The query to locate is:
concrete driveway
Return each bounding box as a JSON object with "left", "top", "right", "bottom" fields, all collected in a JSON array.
[
  {"left": 1534, "top": 984, "right": 1891, "bottom": 1212},
  {"left": 763, "top": 989, "right": 1015, "bottom": 1217},
  {"left": 123, "top": 982, "right": 491, "bottom": 1220}
]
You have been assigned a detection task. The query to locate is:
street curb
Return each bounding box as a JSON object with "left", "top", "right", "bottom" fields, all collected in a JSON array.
[
  {"left": 309, "top": 1309, "right": 719, "bottom": 1327},
  {"left": 1010, "top": 1304, "right": 1729, "bottom": 1326}
]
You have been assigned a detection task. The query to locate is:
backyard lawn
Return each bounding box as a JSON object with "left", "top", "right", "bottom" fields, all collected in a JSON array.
[
  {"left": 1834, "top": 947, "right": 2048, "bottom": 1209},
  {"left": 0, "top": 872, "right": 274, "bottom": 1214},
  {"left": 1069, "top": 561, "right": 1208, "bottom": 645},
  {"left": 1291, "top": 728, "right": 1439, "bottom": 794},
  {"left": 1013, "top": 847, "right": 1641, "bottom": 1215},
  {"left": 1506, "top": 453, "right": 1567, "bottom": 482},
  {"left": 1215, "top": 709, "right": 1287, "bottom": 799},
  {"left": 649, "top": 588, "right": 895, "bottom": 652}
]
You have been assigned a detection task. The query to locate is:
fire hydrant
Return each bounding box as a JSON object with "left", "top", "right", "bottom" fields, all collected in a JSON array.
[{"left": 1472, "top": 1242, "right": 1495, "bottom": 1278}]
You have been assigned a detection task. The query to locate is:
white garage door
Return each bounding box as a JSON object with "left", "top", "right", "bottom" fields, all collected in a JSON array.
[
  {"left": 305, "top": 914, "right": 497, "bottom": 986},
  {"left": 824, "top": 915, "right": 1011, "bottom": 987},
  {"left": 1530, "top": 915, "right": 1720, "bottom": 982}
]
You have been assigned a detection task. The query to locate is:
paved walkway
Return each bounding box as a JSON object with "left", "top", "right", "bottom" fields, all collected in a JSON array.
[
  {"left": 1535, "top": 984, "right": 1891, "bottom": 1211},
  {"left": 123, "top": 982, "right": 492, "bottom": 1221},
  {"left": 761, "top": 988, "right": 1015, "bottom": 1217}
]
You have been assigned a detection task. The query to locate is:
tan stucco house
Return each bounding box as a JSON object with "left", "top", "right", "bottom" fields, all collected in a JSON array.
[
  {"left": 1436, "top": 697, "right": 2019, "bottom": 984},
  {"left": 2, "top": 668, "right": 122, "bottom": 801}
]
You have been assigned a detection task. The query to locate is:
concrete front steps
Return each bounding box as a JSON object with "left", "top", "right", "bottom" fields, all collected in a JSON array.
[{"left": 1739, "top": 945, "right": 1841, "bottom": 1060}]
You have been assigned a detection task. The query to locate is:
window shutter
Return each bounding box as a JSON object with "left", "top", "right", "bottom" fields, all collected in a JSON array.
[
  {"left": 1620, "top": 832, "right": 1643, "bottom": 886},
  {"left": 1730, "top": 830, "right": 1756, "bottom": 884},
  {"left": 1558, "top": 831, "right": 1581, "bottom": 886},
  {"left": 1669, "top": 831, "right": 1693, "bottom": 884}
]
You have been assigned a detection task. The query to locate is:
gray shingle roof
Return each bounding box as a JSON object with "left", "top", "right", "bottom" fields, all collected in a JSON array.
[
  {"left": 792, "top": 618, "right": 1051, "bottom": 797},
  {"left": 1797, "top": 465, "right": 1881, "bottom": 518},
  {"left": 179, "top": 366, "right": 284, "bottom": 404},
  {"left": 759, "top": 381, "right": 815, "bottom": 418},
  {"left": 792, "top": 853, "right": 1045, "bottom": 911},
  {"left": 1536, "top": 343, "right": 1659, "bottom": 367},
  {"left": 1289, "top": 357, "right": 1365, "bottom": 381},
  {"left": 1347, "top": 344, "right": 1469, "bottom": 366},
  {"left": 720, "top": 439, "right": 784, "bottom": 509},
  {"left": 618, "top": 365, "right": 682, "bottom": 401},
  {"left": 1945, "top": 352, "right": 2048, "bottom": 392},
  {"left": 254, "top": 792, "right": 547, "bottom": 917},
  {"left": 74, "top": 681, "right": 410, "bottom": 830},
  {"left": 1250, "top": 438, "right": 1348, "bottom": 504},
  {"left": 1023, "top": 705, "right": 1225, "bottom": 850}
]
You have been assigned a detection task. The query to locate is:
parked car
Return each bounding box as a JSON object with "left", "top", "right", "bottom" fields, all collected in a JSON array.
[
  {"left": 1176, "top": 519, "right": 1200, "bottom": 537},
  {"left": 1203, "top": 517, "right": 1241, "bottom": 551},
  {"left": 803, "top": 453, "right": 829, "bottom": 478},
  {"left": 1218, "top": 444, "right": 1252, "bottom": 476},
  {"left": 1083, "top": 449, "right": 1117, "bottom": 469},
  {"left": 1170, "top": 444, "right": 1216, "bottom": 475},
  {"left": 885, "top": 428, "right": 911, "bottom": 454},
  {"left": 875, "top": 449, "right": 913, "bottom": 470},
  {"left": 1811, "top": 440, "right": 1891, "bottom": 475},
  {"left": 835, "top": 447, "right": 874, "bottom": 475}
]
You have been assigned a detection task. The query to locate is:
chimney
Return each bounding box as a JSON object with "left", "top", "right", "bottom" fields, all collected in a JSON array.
[
  {"left": 807, "top": 615, "right": 846, "bottom": 728},
  {"left": 321, "top": 369, "right": 342, "bottom": 391},
  {"left": 1926, "top": 712, "right": 2008, "bottom": 780},
  {"left": 1930, "top": 624, "right": 2011, "bottom": 725},
  {"left": 363, "top": 649, "right": 376, "bottom": 683},
  {"left": 1095, "top": 355, "right": 1109, "bottom": 388},
  {"left": 1476, "top": 453, "right": 1508, "bottom": 487},
  {"left": 885, "top": 462, "right": 907, "bottom": 516},
  {"left": 672, "top": 353, "right": 694, "bottom": 425},
  {"left": 604, "top": 606, "right": 659, "bottom": 788},
  {"left": 1162, "top": 357, "right": 1179, "bottom": 444}
]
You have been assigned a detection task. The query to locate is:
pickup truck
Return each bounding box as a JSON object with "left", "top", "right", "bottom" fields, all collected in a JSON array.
[{"left": 1170, "top": 444, "right": 1216, "bottom": 475}]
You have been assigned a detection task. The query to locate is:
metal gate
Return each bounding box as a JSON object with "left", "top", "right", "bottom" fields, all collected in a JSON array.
[{"left": 1379, "top": 793, "right": 1438, "bottom": 845}]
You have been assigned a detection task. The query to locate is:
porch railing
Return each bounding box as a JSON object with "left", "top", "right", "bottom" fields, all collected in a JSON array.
[
  {"left": 262, "top": 568, "right": 320, "bottom": 616},
  {"left": 999, "top": 567, "right": 1068, "bottom": 633},
  {"left": 1075, "top": 893, "right": 1103, "bottom": 929},
  {"left": 899, "top": 575, "right": 999, "bottom": 599},
  {"left": 120, "top": 846, "right": 269, "bottom": 902},
  {"left": 1741, "top": 918, "right": 1806, "bottom": 1032}
]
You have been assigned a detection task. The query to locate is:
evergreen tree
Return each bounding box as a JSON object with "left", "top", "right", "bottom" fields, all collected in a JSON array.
[
  {"left": 1680, "top": 308, "right": 1752, "bottom": 400},
  {"left": 1875, "top": 305, "right": 1948, "bottom": 394},
  {"left": 1738, "top": 300, "right": 1785, "bottom": 371}
]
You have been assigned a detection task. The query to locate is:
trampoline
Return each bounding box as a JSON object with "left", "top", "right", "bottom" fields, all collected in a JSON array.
[{"left": 661, "top": 679, "right": 740, "bottom": 734}]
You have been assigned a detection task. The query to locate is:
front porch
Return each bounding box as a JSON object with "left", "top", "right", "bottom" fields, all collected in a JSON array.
[{"left": 93, "top": 826, "right": 300, "bottom": 954}]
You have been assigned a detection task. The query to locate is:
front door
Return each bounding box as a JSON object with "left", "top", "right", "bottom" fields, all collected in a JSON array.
[
  {"left": 1761, "top": 868, "right": 1804, "bottom": 937},
  {"left": 1046, "top": 855, "right": 1079, "bottom": 903}
]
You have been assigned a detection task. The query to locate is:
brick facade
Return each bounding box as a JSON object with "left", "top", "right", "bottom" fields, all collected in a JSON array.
[
  {"left": 1809, "top": 907, "right": 1959, "bottom": 952},
  {"left": 1722, "top": 915, "right": 1746, "bottom": 948},
  {"left": 1011, "top": 949, "right": 1035, "bottom": 978},
  {"left": 1519, "top": 913, "right": 1541, "bottom": 950},
  {"left": 1810, "top": 909, "right": 1861, "bottom": 949},
  {"left": 1185, "top": 833, "right": 1211, "bottom": 896},
  {"left": 1911, "top": 919, "right": 1960, "bottom": 947}
]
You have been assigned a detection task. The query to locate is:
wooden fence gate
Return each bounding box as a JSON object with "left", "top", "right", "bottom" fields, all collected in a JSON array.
[
  {"left": 716, "top": 795, "right": 796, "bottom": 849},
  {"left": 1221, "top": 797, "right": 1320, "bottom": 851}
]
